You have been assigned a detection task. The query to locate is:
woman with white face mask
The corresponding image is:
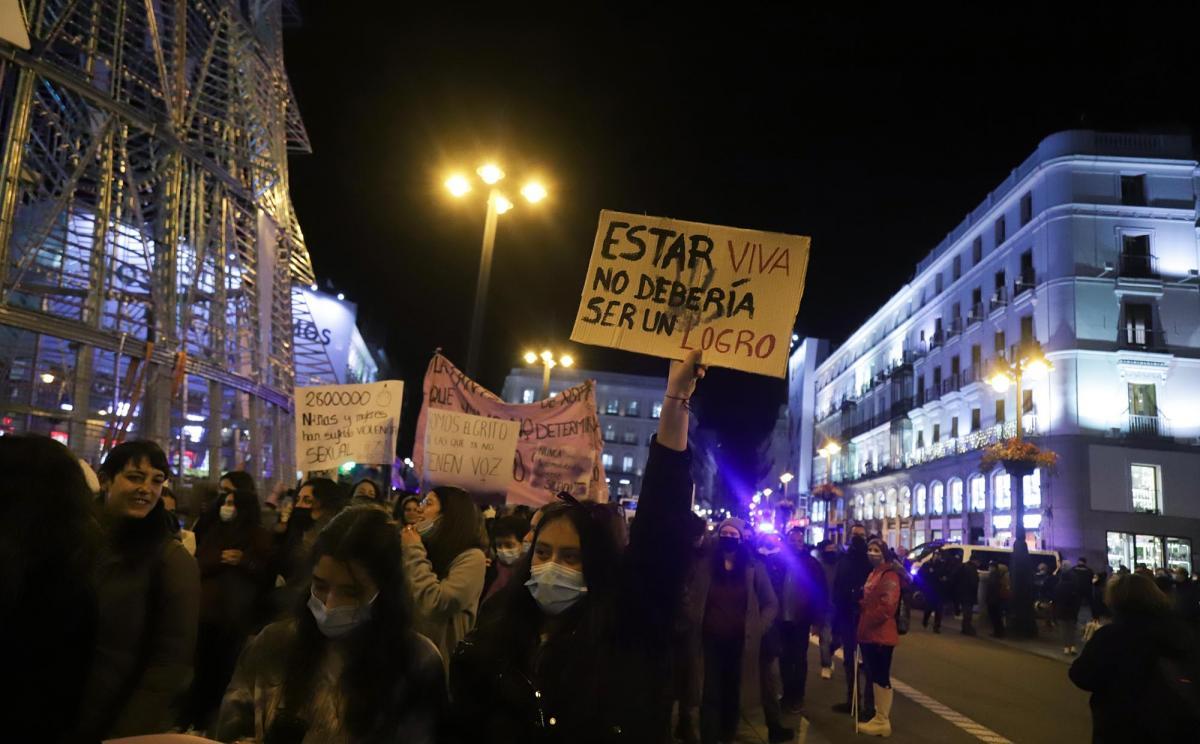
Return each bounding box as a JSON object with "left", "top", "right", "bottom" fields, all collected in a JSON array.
[
  {"left": 180, "top": 470, "right": 274, "bottom": 730},
  {"left": 400, "top": 485, "right": 487, "bottom": 672},
  {"left": 216, "top": 507, "right": 445, "bottom": 743},
  {"left": 450, "top": 350, "right": 706, "bottom": 742}
]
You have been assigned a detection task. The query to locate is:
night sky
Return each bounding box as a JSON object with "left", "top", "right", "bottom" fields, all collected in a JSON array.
[{"left": 283, "top": 5, "right": 1199, "bottom": 489}]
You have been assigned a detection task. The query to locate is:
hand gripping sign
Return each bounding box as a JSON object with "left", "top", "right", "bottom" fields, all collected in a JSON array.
[{"left": 571, "top": 210, "right": 810, "bottom": 378}]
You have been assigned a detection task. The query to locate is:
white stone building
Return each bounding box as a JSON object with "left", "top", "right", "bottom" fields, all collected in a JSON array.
[{"left": 800, "top": 131, "right": 1200, "bottom": 573}]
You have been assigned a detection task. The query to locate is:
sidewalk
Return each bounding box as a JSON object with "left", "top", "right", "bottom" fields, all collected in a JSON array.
[{"left": 933, "top": 612, "right": 1077, "bottom": 664}]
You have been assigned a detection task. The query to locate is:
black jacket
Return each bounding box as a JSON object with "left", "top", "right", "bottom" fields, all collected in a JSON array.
[
  {"left": 955, "top": 562, "right": 980, "bottom": 605},
  {"left": 449, "top": 439, "right": 693, "bottom": 743},
  {"left": 1069, "top": 612, "right": 1200, "bottom": 743},
  {"left": 831, "top": 542, "right": 872, "bottom": 624}
]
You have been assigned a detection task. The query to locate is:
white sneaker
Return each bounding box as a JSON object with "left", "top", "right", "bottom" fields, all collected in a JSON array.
[
  {"left": 820, "top": 666, "right": 833, "bottom": 680},
  {"left": 859, "top": 715, "right": 892, "bottom": 737}
]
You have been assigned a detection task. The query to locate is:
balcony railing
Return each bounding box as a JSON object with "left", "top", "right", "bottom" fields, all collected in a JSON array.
[
  {"left": 990, "top": 287, "right": 1008, "bottom": 312},
  {"left": 1119, "top": 253, "right": 1158, "bottom": 279},
  {"left": 1120, "top": 328, "right": 1162, "bottom": 351},
  {"left": 1128, "top": 413, "right": 1165, "bottom": 438},
  {"left": 1014, "top": 272, "right": 1036, "bottom": 297},
  {"left": 947, "top": 318, "right": 963, "bottom": 339},
  {"left": 968, "top": 303, "right": 985, "bottom": 325},
  {"left": 929, "top": 331, "right": 944, "bottom": 350},
  {"left": 903, "top": 416, "right": 1038, "bottom": 468}
]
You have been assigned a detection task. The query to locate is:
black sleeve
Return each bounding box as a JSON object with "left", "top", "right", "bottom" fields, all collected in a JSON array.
[{"left": 620, "top": 437, "right": 694, "bottom": 644}]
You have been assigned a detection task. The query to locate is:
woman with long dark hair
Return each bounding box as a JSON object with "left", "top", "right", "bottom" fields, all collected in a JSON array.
[
  {"left": 350, "top": 477, "right": 384, "bottom": 506},
  {"left": 394, "top": 494, "right": 423, "bottom": 526},
  {"left": 401, "top": 485, "right": 487, "bottom": 669},
  {"left": 75, "top": 440, "right": 200, "bottom": 740},
  {"left": 216, "top": 506, "right": 445, "bottom": 743},
  {"left": 1, "top": 435, "right": 102, "bottom": 743},
  {"left": 180, "top": 470, "right": 275, "bottom": 730},
  {"left": 450, "top": 351, "right": 705, "bottom": 742}
]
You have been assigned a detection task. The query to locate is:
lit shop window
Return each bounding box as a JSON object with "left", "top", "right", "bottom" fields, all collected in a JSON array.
[
  {"left": 969, "top": 476, "right": 986, "bottom": 512},
  {"left": 1131, "top": 464, "right": 1161, "bottom": 514}
]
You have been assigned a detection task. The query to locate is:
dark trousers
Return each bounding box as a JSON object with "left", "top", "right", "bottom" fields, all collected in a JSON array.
[
  {"left": 960, "top": 602, "right": 976, "bottom": 635},
  {"left": 835, "top": 614, "right": 874, "bottom": 715},
  {"left": 760, "top": 635, "right": 782, "bottom": 730},
  {"left": 859, "top": 643, "right": 894, "bottom": 688},
  {"left": 701, "top": 635, "right": 743, "bottom": 744},
  {"left": 779, "top": 621, "right": 811, "bottom": 708},
  {"left": 181, "top": 621, "right": 244, "bottom": 730},
  {"left": 987, "top": 602, "right": 1006, "bottom": 637},
  {"left": 922, "top": 598, "right": 943, "bottom": 630}
]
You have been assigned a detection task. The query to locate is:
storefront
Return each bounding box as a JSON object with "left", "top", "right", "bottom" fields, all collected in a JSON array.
[{"left": 1106, "top": 531, "right": 1193, "bottom": 573}]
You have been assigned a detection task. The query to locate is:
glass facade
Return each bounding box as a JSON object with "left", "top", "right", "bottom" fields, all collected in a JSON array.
[{"left": 1108, "top": 531, "right": 1193, "bottom": 572}]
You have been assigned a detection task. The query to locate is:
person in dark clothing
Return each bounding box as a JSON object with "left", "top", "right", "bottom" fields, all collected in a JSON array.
[
  {"left": 953, "top": 556, "right": 980, "bottom": 635},
  {"left": 1070, "top": 557, "right": 1095, "bottom": 618},
  {"left": 275, "top": 478, "right": 347, "bottom": 603},
  {"left": 918, "top": 554, "right": 945, "bottom": 632},
  {"left": 985, "top": 563, "right": 1010, "bottom": 638},
  {"left": 831, "top": 523, "right": 873, "bottom": 719},
  {"left": 450, "top": 351, "right": 705, "bottom": 744},
  {"left": 180, "top": 470, "right": 275, "bottom": 731},
  {"left": 1090, "top": 571, "right": 1111, "bottom": 621},
  {"left": 756, "top": 530, "right": 792, "bottom": 741},
  {"left": 1173, "top": 568, "right": 1200, "bottom": 628},
  {"left": 780, "top": 526, "right": 828, "bottom": 714},
  {"left": 1054, "top": 566, "right": 1082, "bottom": 654},
  {"left": 0, "top": 435, "right": 102, "bottom": 744},
  {"left": 1034, "top": 562, "right": 1058, "bottom": 630},
  {"left": 480, "top": 514, "right": 531, "bottom": 609},
  {"left": 76, "top": 440, "right": 200, "bottom": 740},
  {"left": 1070, "top": 572, "right": 1200, "bottom": 743},
  {"left": 815, "top": 540, "right": 840, "bottom": 678}
]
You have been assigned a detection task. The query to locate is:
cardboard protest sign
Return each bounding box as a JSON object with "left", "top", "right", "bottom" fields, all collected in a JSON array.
[
  {"left": 570, "top": 210, "right": 810, "bottom": 378},
  {"left": 423, "top": 409, "right": 520, "bottom": 493},
  {"left": 294, "top": 380, "right": 404, "bottom": 470},
  {"left": 412, "top": 354, "right": 607, "bottom": 506}
]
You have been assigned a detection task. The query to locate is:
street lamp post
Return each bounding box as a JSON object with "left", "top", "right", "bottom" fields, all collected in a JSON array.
[
  {"left": 817, "top": 439, "right": 841, "bottom": 543},
  {"left": 988, "top": 342, "right": 1052, "bottom": 638},
  {"left": 446, "top": 165, "right": 546, "bottom": 378},
  {"left": 523, "top": 349, "right": 574, "bottom": 400}
]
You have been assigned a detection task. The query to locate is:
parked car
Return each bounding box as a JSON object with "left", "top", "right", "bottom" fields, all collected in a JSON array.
[{"left": 906, "top": 542, "right": 1061, "bottom": 609}]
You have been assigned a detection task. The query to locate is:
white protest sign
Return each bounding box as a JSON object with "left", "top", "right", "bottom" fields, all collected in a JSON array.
[
  {"left": 422, "top": 409, "right": 520, "bottom": 494},
  {"left": 294, "top": 380, "right": 403, "bottom": 470},
  {"left": 570, "top": 210, "right": 810, "bottom": 378}
]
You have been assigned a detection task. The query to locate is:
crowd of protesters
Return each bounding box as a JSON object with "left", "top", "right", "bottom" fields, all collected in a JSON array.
[{"left": 9, "top": 345, "right": 1198, "bottom": 744}]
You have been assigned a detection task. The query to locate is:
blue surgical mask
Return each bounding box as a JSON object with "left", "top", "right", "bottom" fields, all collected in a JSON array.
[
  {"left": 526, "top": 561, "right": 588, "bottom": 615},
  {"left": 307, "top": 590, "right": 377, "bottom": 638}
]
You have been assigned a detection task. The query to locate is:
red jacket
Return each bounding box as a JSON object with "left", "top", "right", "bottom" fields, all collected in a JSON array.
[{"left": 857, "top": 563, "right": 901, "bottom": 646}]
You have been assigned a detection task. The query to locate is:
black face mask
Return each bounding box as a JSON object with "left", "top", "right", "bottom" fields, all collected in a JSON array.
[
  {"left": 719, "top": 536, "right": 740, "bottom": 554},
  {"left": 850, "top": 535, "right": 867, "bottom": 551},
  {"left": 821, "top": 552, "right": 838, "bottom": 564},
  {"left": 290, "top": 508, "right": 314, "bottom": 531}
]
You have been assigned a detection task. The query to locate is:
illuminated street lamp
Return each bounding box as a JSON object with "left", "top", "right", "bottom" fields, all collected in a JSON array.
[
  {"left": 987, "top": 341, "right": 1054, "bottom": 638},
  {"left": 524, "top": 348, "right": 574, "bottom": 400},
  {"left": 446, "top": 162, "right": 550, "bottom": 377},
  {"left": 816, "top": 439, "right": 842, "bottom": 539}
]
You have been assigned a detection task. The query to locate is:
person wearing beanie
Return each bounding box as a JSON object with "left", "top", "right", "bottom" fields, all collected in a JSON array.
[{"left": 683, "top": 517, "right": 782, "bottom": 744}]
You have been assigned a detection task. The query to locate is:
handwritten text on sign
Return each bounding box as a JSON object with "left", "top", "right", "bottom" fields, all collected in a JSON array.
[
  {"left": 294, "top": 380, "right": 404, "bottom": 469},
  {"left": 423, "top": 409, "right": 519, "bottom": 493},
  {"left": 570, "top": 210, "right": 810, "bottom": 378}
]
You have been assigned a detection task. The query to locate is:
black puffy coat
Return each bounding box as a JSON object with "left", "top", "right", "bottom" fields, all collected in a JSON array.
[{"left": 449, "top": 440, "right": 694, "bottom": 743}]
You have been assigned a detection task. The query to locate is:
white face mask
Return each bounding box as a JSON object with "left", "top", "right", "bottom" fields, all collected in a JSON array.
[
  {"left": 307, "top": 589, "right": 378, "bottom": 638},
  {"left": 496, "top": 547, "right": 522, "bottom": 566},
  {"left": 219, "top": 504, "right": 237, "bottom": 523},
  {"left": 525, "top": 561, "right": 588, "bottom": 615}
]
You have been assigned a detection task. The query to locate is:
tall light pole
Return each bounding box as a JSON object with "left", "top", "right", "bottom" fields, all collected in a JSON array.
[
  {"left": 446, "top": 165, "right": 547, "bottom": 378},
  {"left": 817, "top": 439, "right": 841, "bottom": 543},
  {"left": 988, "top": 341, "right": 1052, "bottom": 638},
  {"left": 524, "top": 349, "right": 574, "bottom": 400}
]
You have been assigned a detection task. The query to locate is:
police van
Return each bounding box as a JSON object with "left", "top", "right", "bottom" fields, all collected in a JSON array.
[{"left": 906, "top": 541, "right": 1061, "bottom": 609}]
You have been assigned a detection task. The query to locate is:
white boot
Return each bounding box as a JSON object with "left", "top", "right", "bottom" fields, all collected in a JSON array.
[{"left": 859, "top": 684, "right": 892, "bottom": 737}]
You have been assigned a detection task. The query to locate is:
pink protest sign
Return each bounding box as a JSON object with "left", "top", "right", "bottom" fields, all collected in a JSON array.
[{"left": 412, "top": 353, "right": 609, "bottom": 506}]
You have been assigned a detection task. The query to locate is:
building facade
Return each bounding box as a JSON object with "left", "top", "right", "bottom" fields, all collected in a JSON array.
[
  {"left": 801, "top": 131, "right": 1200, "bottom": 573},
  {"left": 501, "top": 366, "right": 666, "bottom": 500},
  {"left": 785, "top": 337, "right": 830, "bottom": 522}
]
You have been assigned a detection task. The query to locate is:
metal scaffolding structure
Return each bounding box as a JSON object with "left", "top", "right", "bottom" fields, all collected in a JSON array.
[{"left": 0, "top": 0, "right": 336, "bottom": 484}]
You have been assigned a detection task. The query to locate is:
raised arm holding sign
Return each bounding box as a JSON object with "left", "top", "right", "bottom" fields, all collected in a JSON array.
[{"left": 571, "top": 210, "right": 810, "bottom": 378}]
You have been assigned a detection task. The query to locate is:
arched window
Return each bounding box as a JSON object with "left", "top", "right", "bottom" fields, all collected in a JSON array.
[
  {"left": 915, "top": 484, "right": 927, "bottom": 516},
  {"left": 858, "top": 494, "right": 868, "bottom": 520},
  {"left": 900, "top": 487, "right": 912, "bottom": 518},
  {"left": 994, "top": 470, "right": 1011, "bottom": 510},
  {"left": 1023, "top": 468, "right": 1042, "bottom": 508},
  {"left": 969, "top": 475, "right": 986, "bottom": 512},
  {"left": 886, "top": 488, "right": 898, "bottom": 519},
  {"left": 931, "top": 481, "right": 945, "bottom": 515},
  {"left": 948, "top": 478, "right": 964, "bottom": 514},
  {"left": 876, "top": 491, "right": 887, "bottom": 520}
]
